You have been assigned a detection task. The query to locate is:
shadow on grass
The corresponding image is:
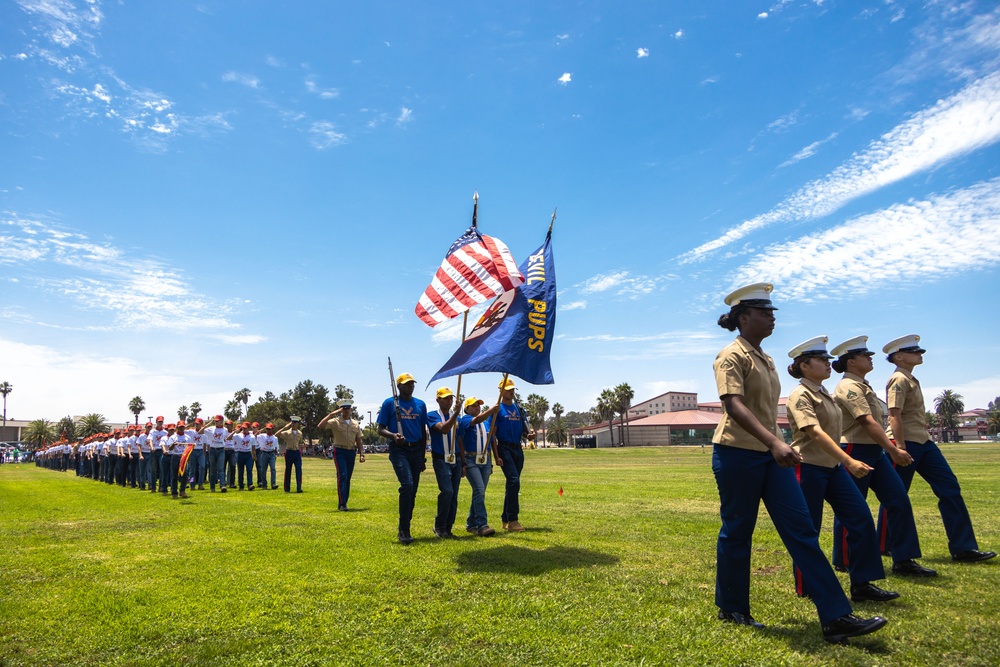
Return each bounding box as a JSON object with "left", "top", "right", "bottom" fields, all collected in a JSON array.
[
  {"left": 454, "top": 544, "right": 619, "bottom": 575},
  {"left": 764, "top": 624, "right": 893, "bottom": 655}
]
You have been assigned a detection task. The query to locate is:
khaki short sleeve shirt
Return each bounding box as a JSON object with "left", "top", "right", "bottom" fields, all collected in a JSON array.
[
  {"left": 711, "top": 336, "right": 781, "bottom": 452},
  {"left": 326, "top": 417, "right": 361, "bottom": 449},
  {"left": 787, "top": 379, "right": 842, "bottom": 467},
  {"left": 835, "top": 373, "right": 883, "bottom": 444},
  {"left": 885, "top": 369, "right": 930, "bottom": 444},
  {"left": 278, "top": 430, "right": 303, "bottom": 451}
]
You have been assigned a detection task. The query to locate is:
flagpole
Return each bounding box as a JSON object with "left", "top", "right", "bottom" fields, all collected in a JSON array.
[
  {"left": 449, "top": 191, "right": 477, "bottom": 454},
  {"left": 548, "top": 207, "right": 556, "bottom": 234},
  {"left": 486, "top": 372, "right": 509, "bottom": 467}
]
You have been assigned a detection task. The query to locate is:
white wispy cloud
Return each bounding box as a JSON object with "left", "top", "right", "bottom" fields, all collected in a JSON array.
[
  {"left": 222, "top": 71, "right": 261, "bottom": 89},
  {"left": 561, "top": 300, "right": 587, "bottom": 311},
  {"left": 757, "top": 12, "right": 769, "bottom": 20},
  {"left": 673, "top": 30, "right": 684, "bottom": 40},
  {"left": 683, "top": 71, "right": 1000, "bottom": 263},
  {"left": 729, "top": 177, "right": 1000, "bottom": 301},
  {"left": 17, "top": 0, "right": 103, "bottom": 50},
  {"left": 1, "top": 213, "right": 259, "bottom": 336},
  {"left": 310, "top": 121, "right": 347, "bottom": 149},
  {"left": 305, "top": 76, "right": 338, "bottom": 99},
  {"left": 779, "top": 131, "right": 838, "bottom": 167},
  {"left": 558, "top": 72, "right": 572, "bottom": 84},
  {"left": 570, "top": 330, "right": 727, "bottom": 361},
  {"left": 397, "top": 106, "right": 413, "bottom": 125},
  {"left": 577, "top": 271, "right": 667, "bottom": 298},
  {"left": 637, "top": 47, "right": 649, "bottom": 58}
]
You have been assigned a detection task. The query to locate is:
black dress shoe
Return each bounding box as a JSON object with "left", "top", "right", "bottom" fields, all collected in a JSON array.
[
  {"left": 397, "top": 530, "right": 414, "bottom": 545},
  {"left": 822, "top": 614, "right": 887, "bottom": 643},
  {"left": 952, "top": 549, "right": 997, "bottom": 563},
  {"left": 718, "top": 611, "right": 765, "bottom": 629},
  {"left": 892, "top": 559, "right": 938, "bottom": 577},
  {"left": 850, "top": 582, "right": 900, "bottom": 603}
]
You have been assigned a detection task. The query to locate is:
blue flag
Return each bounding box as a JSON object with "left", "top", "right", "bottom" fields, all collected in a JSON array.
[{"left": 429, "top": 230, "right": 556, "bottom": 385}]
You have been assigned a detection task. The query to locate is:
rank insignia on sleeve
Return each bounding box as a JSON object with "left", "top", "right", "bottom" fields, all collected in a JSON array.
[
  {"left": 846, "top": 390, "right": 859, "bottom": 399},
  {"left": 719, "top": 359, "right": 734, "bottom": 370},
  {"left": 796, "top": 397, "right": 810, "bottom": 410}
]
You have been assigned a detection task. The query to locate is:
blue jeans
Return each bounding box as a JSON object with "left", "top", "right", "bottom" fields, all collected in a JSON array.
[
  {"left": 188, "top": 449, "right": 205, "bottom": 487},
  {"left": 833, "top": 443, "right": 920, "bottom": 566},
  {"left": 712, "top": 445, "right": 852, "bottom": 626},
  {"left": 878, "top": 440, "right": 979, "bottom": 556},
  {"left": 209, "top": 448, "right": 227, "bottom": 489},
  {"left": 794, "top": 462, "right": 884, "bottom": 595},
  {"left": 149, "top": 450, "right": 162, "bottom": 490},
  {"left": 237, "top": 452, "right": 255, "bottom": 489},
  {"left": 137, "top": 453, "right": 150, "bottom": 489},
  {"left": 225, "top": 449, "right": 236, "bottom": 487},
  {"left": 259, "top": 451, "right": 277, "bottom": 488},
  {"left": 333, "top": 448, "right": 356, "bottom": 507},
  {"left": 498, "top": 442, "right": 524, "bottom": 523},
  {"left": 170, "top": 455, "right": 187, "bottom": 496},
  {"left": 159, "top": 452, "right": 172, "bottom": 492},
  {"left": 284, "top": 450, "right": 303, "bottom": 492},
  {"left": 389, "top": 444, "right": 425, "bottom": 531},
  {"left": 464, "top": 454, "right": 492, "bottom": 530},
  {"left": 432, "top": 457, "right": 462, "bottom": 532}
]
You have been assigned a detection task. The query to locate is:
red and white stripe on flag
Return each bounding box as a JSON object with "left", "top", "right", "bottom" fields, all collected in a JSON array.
[{"left": 415, "top": 229, "right": 524, "bottom": 327}]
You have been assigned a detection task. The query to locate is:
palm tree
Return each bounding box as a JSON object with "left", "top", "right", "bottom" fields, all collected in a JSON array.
[
  {"left": 224, "top": 399, "right": 242, "bottom": 422},
  {"left": 552, "top": 402, "right": 565, "bottom": 446},
  {"left": 934, "top": 390, "right": 965, "bottom": 428},
  {"left": 597, "top": 389, "right": 617, "bottom": 446},
  {"left": 988, "top": 410, "right": 1000, "bottom": 436},
  {"left": 1, "top": 381, "right": 12, "bottom": 441},
  {"left": 525, "top": 393, "right": 549, "bottom": 447},
  {"left": 77, "top": 413, "right": 110, "bottom": 437},
  {"left": 177, "top": 405, "right": 189, "bottom": 423},
  {"left": 234, "top": 388, "right": 251, "bottom": 419},
  {"left": 189, "top": 402, "right": 202, "bottom": 420},
  {"left": 23, "top": 419, "right": 55, "bottom": 449},
  {"left": 128, "top": 396, "right": 146, "bottom": 425},
  {"left": 614, "top": 382, "right": 635, "bottom": 446}
]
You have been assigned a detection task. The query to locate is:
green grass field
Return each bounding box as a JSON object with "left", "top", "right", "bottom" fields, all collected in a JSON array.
[{"left": 2, "top": 445, "right": 998, "bottom": 666}]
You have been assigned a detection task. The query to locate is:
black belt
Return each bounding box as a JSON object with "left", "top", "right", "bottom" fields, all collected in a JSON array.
[
  {"left": 431, "top": 452, "right": 457, "bottom": 461},
  {"left": 499, "top": 440, "right": 520, "bottom": 447},
  {"left": 392, "top": 441, "right": 424, "bottom": 448}
]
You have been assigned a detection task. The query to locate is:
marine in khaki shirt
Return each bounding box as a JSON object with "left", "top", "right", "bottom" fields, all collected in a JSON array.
[
  {"left": 835, "top": 372, "right": 884, "bottom": 445},
  {"left": 885, "top": 368, "right": 931, "bottom": 445},
  {"left": 787, "top": 379, "right": 843, "bottom": 468},
  {"left": 712, "top": 336, "right": 782, "bottom": 452}
]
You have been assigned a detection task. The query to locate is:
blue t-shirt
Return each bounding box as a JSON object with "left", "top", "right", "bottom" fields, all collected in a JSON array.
[
  {"left": 427, "top": 410, "right": 457, "bottom": 457},
  {"left": 377, "top": 396, "right": 429, "bottom": 443},
  {"left": 487, "top": 402, "right": 526, "bottom": 444},
  {"left": 458, "top": 414, "right": 490, "bottom": 456}
]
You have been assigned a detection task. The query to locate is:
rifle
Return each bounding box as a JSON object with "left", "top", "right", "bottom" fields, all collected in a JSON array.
[{"left": 387, "top": 357, "right": 404, "bottom": 441}]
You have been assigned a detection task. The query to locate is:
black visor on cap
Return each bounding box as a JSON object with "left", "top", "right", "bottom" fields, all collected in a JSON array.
[
  {"left": 898, "top": 345, "right": 926, "bottom": 354},
  {"left": 740, "top": 299, "right": 778, "bottom": 310}
]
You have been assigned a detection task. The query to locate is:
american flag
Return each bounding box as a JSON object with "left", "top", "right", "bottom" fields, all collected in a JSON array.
[{"left": 415, "top": 225, "right": 524, "bottom": 327}]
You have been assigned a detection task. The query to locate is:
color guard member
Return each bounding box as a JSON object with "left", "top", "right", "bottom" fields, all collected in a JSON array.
[
  {"left": 427, "top": 387, "right": 462, "bottom": 538},
  {"left": 377, "top": 372, "right": 429, "bottom": 544},
  {"left": 490, "top": 377, "right": 533, "bottom": 532},
  {"left": 459, "top": 397, "right": 500, "bottom": 536}
]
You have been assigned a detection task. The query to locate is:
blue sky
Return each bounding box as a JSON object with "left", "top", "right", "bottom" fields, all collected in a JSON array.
[{"left": 2, "top": 0, "right": 999, "bottom": 426}]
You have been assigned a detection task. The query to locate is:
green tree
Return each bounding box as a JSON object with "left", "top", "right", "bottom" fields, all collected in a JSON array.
[
  {"left": 614, "top": 382, "right": 635, "bottom": 446},
  {"left": 934, "top": 390, "right": 965, "bottom": 429},
  {"left": 333, "top": 384, "right": 360, "bottom": 420},
  {"left": 1, "top": 381, "right": 12, "bottom": 440},
  {"left": 77, "top": 413, "right": 110, "bottom": 437},
  {"left": 524, "top": 393, "right": 549, "bottom": 447},
  {"left": 596, "top": 389, "right": 617, "bottom": 446},
  {"left": 177, "top": 405, "right": 189, "bottom": 423},
  {"left": 246, "top": 392, "right": 283, "bottom": 426},
  {"left": 285, "top": 380, "right": 332, "bottom": 441},
  {"left": 56, "top": 416, "right": 77, "bottom": 441},
  {"left": 234, "top": 388, "right": 251, "bottom": 419},
  {"left": 23, "top": 419, "right": 56, "bottom": 449},
  {"left": 548, "top": 402, "right": 566, "bottom": 446},
  {"left": 189, "top": 402, "right": 202, "bottom": 420},
  {"left": 224, "top": 399, "right": 243, "bottom": 422},
  {"left": 128, "top": 396, "right": 146, "bottom": 425}
]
